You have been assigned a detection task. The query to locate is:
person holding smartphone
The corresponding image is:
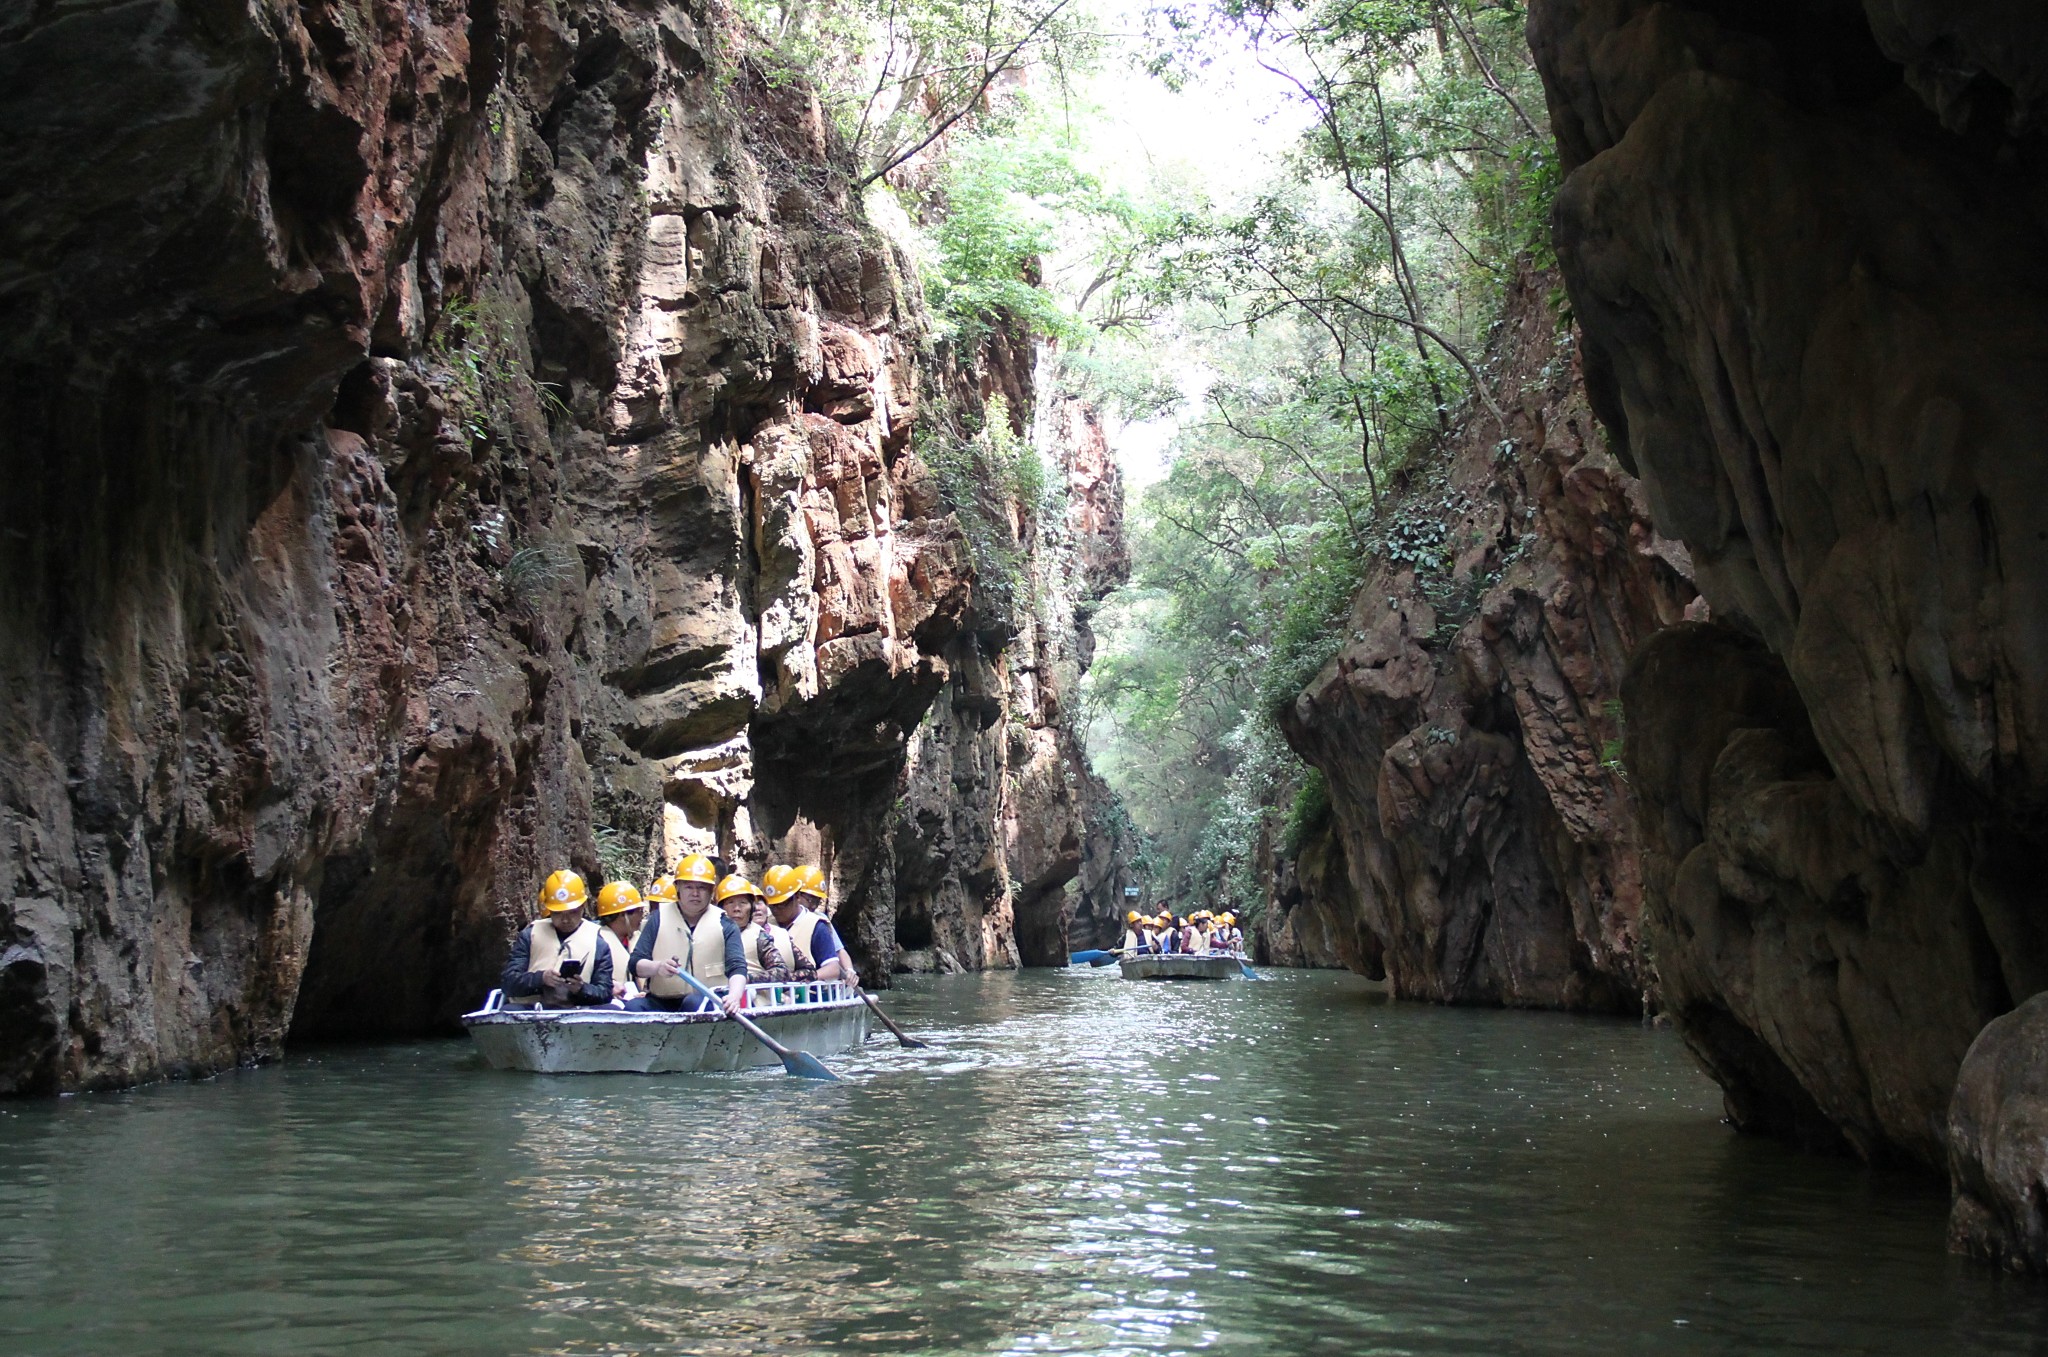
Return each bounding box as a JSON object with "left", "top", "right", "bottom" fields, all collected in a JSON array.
[{"left": 500, "top": 869, "right": 614, "bottom": 1009}]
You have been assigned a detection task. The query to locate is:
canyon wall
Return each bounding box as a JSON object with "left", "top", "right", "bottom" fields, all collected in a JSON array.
[
  {"left": 1277, "top": 270, "right": 1698, "bottom": 1009},
  {"left": 1529, "top": 0, "right": 2048, "bottom": 1262},
  {"left": 0, "top": 0, "right": 1120, "bottom": 1092}
]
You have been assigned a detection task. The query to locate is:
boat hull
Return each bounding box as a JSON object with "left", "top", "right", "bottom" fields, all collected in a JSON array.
[
  {"left": 462, "top": 989, "right": 870, "bottom": 1073},
  {"left": 1119, "top": 954, "right": 1244, "bottom": 981}
]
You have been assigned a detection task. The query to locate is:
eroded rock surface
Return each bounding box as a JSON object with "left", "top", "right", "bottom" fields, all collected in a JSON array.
[
  {"left": 0, "top": 0, "right": 1121, "bottom": 1091},
  {"left": 1949, "top": 993, "right": 2048, "bottom": 1273},
  {"left": 1531, "top": 0, "right": 2048, "bottom": 1179},
  {"left": 1279, "top": 271, "right": 1696, "bottom": 1009}
]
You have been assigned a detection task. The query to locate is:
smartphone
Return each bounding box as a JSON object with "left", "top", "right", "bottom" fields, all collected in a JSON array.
[{"left": 560, "top": 958, "right": 584, "bottom": 978}]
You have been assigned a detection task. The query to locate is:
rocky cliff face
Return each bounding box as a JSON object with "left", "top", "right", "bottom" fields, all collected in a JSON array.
[
  {"left": 0, "top": 0, "right": 1121, "bottom": 1092},
  {"left": 863, "top": 391, "right": 1130, "bottom": 977},
  {"left": 1529, "top": 0, "right": 2048, "bottom": 1261},
  {"left": 1277, "top": 270, "right": 1697, "bottom": 1010}
]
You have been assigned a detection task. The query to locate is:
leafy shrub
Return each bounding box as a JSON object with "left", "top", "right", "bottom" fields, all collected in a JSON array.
[{"left": 1282, "top": 767, "right": 1331, "bottom": 857}]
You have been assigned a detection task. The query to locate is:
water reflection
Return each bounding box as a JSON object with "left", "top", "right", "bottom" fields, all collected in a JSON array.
[{"left": 2, "top": 970, "right": 2046, "bottom": 1355}]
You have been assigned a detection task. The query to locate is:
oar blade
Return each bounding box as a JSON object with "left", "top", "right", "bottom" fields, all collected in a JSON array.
[
  {"left": 1239, "top": 961, "right": 1263, "bottom": 980},
  {"left": 780, "top": 1048, "right": 840, "bottom": 1081},
  {"left": 856, "top": 987, "right": 932, "bottom": 1050}
]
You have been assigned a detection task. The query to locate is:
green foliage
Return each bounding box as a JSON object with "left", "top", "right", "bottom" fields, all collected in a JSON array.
[
  {"left": 1282, "top": 766, "right": 1331, "bottom": 857},
  {"left": 920, "top": 111, "right": 1199, "bottom": 358},
  {"left": 926, "top": 135, "right": 1089, "bottom": 343},
  {"left": 1259, "top": 536, "right": 1367, "bottom": 713},
  {"left": 734, "top": 0, "right": 1098, "bottom": 187},
  {"left": 593, "top": 825, "right": 644, "bottom": 887},
  {"left": 428, "top": 295, "right": 567, "bottom": 442},
  {"left": 501, "top": 543, "right": 581, "bottom": 610},
  {"left": 1083, "top": 0, "right": 1557, "bottom": 908},
  {"left": 1600, "top": 697, "right": 1627, "bottom": 773},
  {"left": 915, "top": 395, "right": 1038, "bottom": 630}
]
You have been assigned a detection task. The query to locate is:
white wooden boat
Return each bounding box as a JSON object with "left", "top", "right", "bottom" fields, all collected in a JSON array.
[
  {"left": 1119, "top": 953, "right": 1247, "bottom": 981},
  {"left": 462, "top": 980, "right": 870, "bottom": 1073}
]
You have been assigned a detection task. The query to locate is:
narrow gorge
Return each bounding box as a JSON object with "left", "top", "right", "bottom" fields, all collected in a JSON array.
[{"left": 7, "top": 0, "right": 2048, "bottom": 1325}]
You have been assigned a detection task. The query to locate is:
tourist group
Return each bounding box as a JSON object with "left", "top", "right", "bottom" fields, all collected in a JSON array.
[
  {"left": 500, "top": 856, "right": 857, "bottom": 1012},
  {"left": 1120, "top": 910, "right": 1244, "bottom": 956}
]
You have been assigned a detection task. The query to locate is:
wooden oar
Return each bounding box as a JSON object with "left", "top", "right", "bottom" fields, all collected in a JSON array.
[
  {"left": 851, "top": 982, "right": 929, "bottom": 1049},
  {"left": 675, "top": 971, "right": 838, "bottom": 1081}
]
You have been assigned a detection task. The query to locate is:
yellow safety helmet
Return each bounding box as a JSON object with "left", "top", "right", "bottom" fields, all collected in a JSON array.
[
  {"left": 540, "top": 869, "right": 588, "bottom": 913},
  {"left": 714, "top": 873, "right": 762, "bottom": 903},
  {"left": 796, "top": 864, "right": 827, "bottom": 900},
  {"left": 675, "top": 854, "right": 718, "bottom": 885},
  {"left": 1126, "top": 910, "right": 1141, "bottom": 923},
  {"left": 762, "top": 864, "right": 803, "bottom": 906},
  {"left": 645, "top": 875, "right": 677, "bottom": 904},
  {"left": 595, "top": 881, "right": 643, "bottom": 917}
]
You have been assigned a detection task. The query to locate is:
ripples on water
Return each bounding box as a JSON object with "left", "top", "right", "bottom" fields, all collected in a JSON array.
[{"left": 3, "top": 969, "right": 2045, "bottom": 1355}]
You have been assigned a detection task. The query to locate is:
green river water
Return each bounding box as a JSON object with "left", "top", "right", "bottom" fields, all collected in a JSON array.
[{"left": 3, "top": 969, "right": 2045, "bottom": 1355}]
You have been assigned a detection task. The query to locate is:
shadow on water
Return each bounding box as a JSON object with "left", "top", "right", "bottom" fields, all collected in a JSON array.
[{"left": 3, "top": 969, "right": 2046, "bottom": 1355}]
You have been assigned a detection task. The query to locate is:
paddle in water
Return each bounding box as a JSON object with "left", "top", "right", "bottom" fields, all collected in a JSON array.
[
  {"left": 675, "top": 971, "right": 838, "bottom": 1081},
  {"left": 852, "top": 981, "right": 929, "bottom": 1049}
]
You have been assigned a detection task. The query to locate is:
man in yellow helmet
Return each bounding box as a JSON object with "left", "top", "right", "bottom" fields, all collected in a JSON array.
[
  {"left": 501, "top": 869, "right": 613, "bottom": 1008},
  {"left": 1121, "top": 910, "right": 1149, "bottom": 955},
  {"left": 626, "top": 854, "right": 746, "bottom": 1013},
  {"left": 594, "top": 881, "right": 647, "bottom": 1003},
  {"left": 765, "top": 864, "right": 856, "bottom": 984}
]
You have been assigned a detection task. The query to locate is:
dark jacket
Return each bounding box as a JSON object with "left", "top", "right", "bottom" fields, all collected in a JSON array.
[{"left": 501, "top": 922, "right": 613, "bottom": 1005}]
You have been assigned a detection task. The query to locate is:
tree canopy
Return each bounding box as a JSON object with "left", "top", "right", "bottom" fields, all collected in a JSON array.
[{"left": 738, "top": 0, "right": 1556, "bottom": 916}]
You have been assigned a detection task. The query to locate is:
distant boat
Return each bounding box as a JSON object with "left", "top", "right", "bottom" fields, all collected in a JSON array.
[
  {"left": 1119, "top": 953, "right": 1248, "bottom": 981},
  {"left": 462, "top": 980, "right": 869, "bottom": 1073}
]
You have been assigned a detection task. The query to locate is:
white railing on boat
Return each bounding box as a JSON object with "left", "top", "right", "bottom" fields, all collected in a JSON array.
[
  {"left": 471, "top": 980, "right": 856, "bottom": 1017},
  {"left": 743, "top": 980, "right": 855, "bottom": 1012}
]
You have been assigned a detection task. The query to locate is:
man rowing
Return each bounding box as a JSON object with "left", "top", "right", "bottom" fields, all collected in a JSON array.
[
  {"left": 501, "top": 869, "right": 614, "bottom": 1008},
  {"left": 625, "top": 854, "right": 747, "bottom": 1013}
]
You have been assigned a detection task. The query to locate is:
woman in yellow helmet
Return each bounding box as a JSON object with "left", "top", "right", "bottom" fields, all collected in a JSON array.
[
  {"left": 730, "top": 870, "right": 798, "bottom": 982},
  {"left": 501, "top": 869, "right": 613, "bottom": 1008},
  {"left": 594, "top": 881, "right": 647, "bottom": 1004},
  {"left": 764, "top": 864, "right": 856, "bottom": 984}
]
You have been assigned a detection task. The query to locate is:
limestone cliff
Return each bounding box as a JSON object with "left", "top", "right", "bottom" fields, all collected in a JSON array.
[
  {"left": 859, "top": 389, "right": 1131, "bottom": 977},
  {"left": 0, "top": 0, "right": 1121, "bottom": 1091},
  {"left": 1276, "top": 269, "right": 1697, "bottom": 1010},
  {"left": 1528, "top": 0, "right": 2048, "bottom": 1262}
]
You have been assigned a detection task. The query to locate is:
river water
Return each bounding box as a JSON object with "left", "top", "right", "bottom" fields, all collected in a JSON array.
[{"left": 3, "top": 969, "right": 2044, "bottom": 1355}]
